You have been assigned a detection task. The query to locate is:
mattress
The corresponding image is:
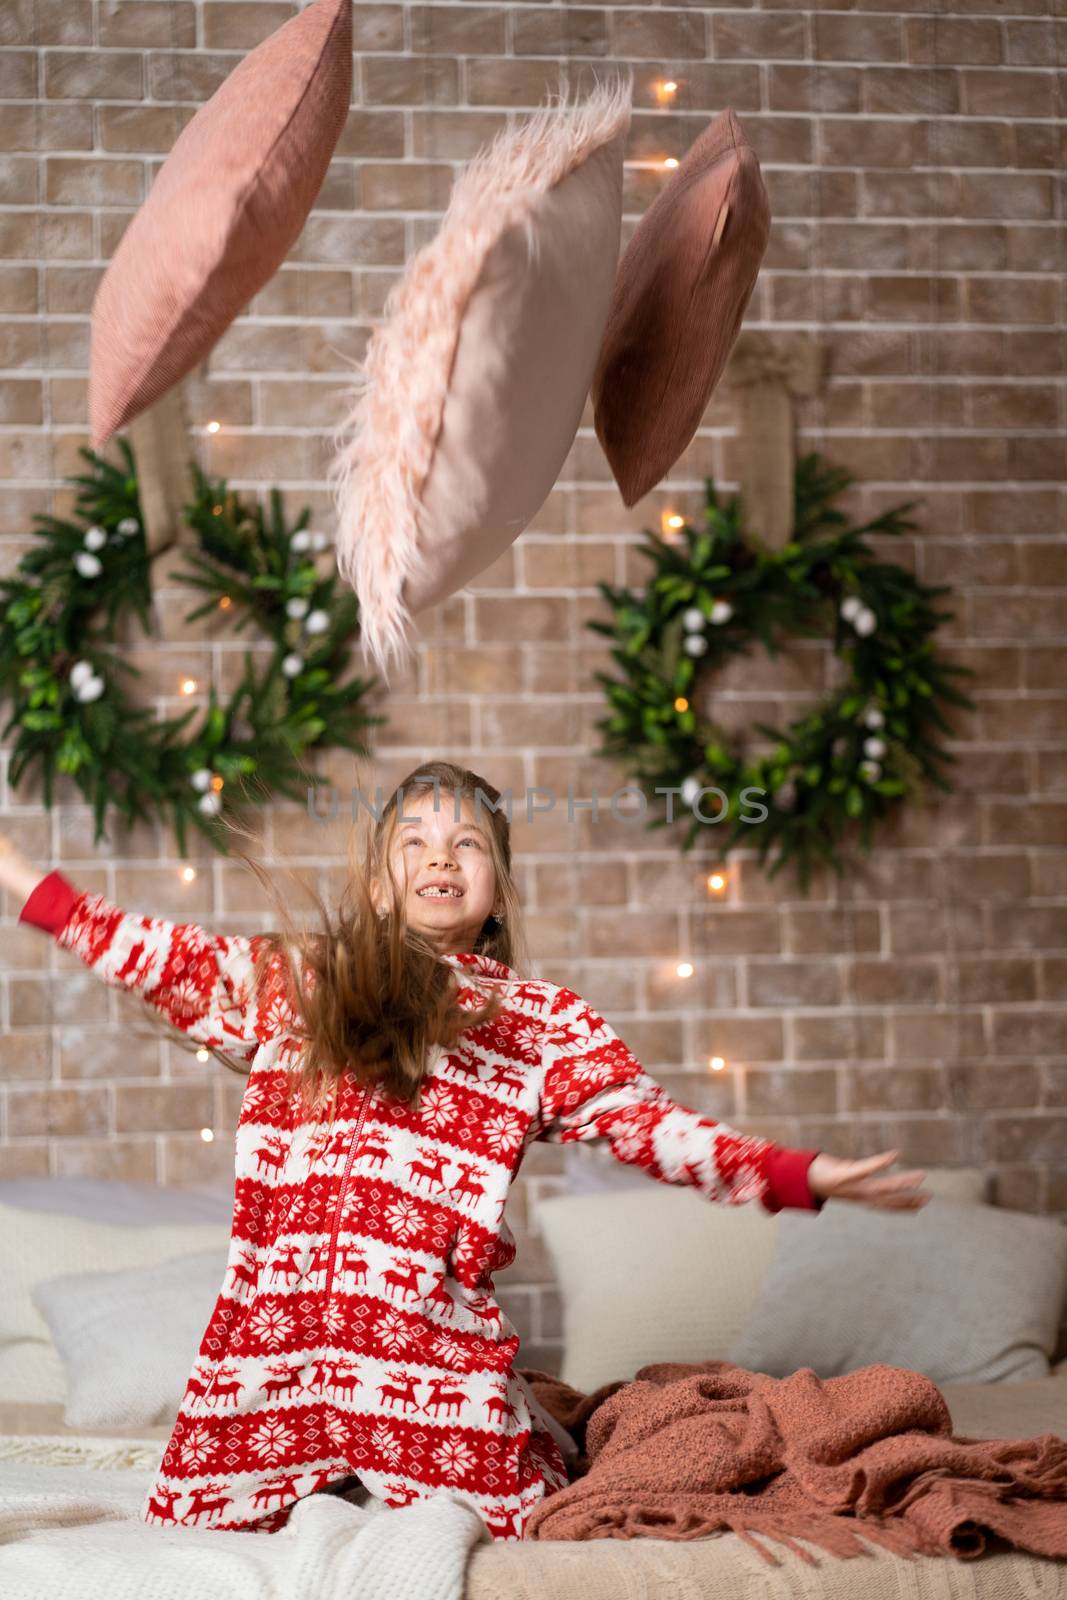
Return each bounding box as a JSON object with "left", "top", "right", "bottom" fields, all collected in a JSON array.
[{"left": 2, "top": 1377, "right": 1065, "bottom": 1600}]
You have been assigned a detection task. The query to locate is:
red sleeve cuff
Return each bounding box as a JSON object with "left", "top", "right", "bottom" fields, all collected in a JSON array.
[
  {"left": 763, "top": 1145, "right": 823, "bottom": 1213},
  {"left": 17, "top": 869, "right": 81, "bottom": 937}
]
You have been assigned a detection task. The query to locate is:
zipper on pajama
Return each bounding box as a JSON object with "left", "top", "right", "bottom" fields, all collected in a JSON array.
[{"left": 323, "top": 1086, "right": 371, "bottom": 1303}]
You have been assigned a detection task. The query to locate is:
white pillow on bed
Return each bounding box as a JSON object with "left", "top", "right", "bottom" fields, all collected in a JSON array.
[
  {"left": 31, "top": 1247, "right": 230, "bottom": 1428},
  {"left": 0, "top": 1200, "right": 230, "bottom": 1405}
]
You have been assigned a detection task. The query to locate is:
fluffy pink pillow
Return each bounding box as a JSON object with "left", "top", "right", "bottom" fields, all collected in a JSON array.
[
  {"left": 89, "top": 0, "right": 352, "bottom": 452},
  {"left": 328, "top": 78, "right": 632, "bottom": 681},
  {"left": 592, "top": 108, "right": 771, "bottom": 507}
]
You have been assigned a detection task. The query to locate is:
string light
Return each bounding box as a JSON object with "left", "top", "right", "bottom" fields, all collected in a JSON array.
[
  {"left": 180, "top": 677, "right": 198, "bottom": 695},
  {"left": 205, "top": 420, "right": 221, "bottom": 434},
  {"left": 662, "top": 157, "right": 679, "bottom": 170},
  {"left": 181, "top": 866, "right": 196, "bottom": 883},
  {"left": 195, "top": 1048, "right": 210, "bottom": 1063},
  {"left": 660, "top": 510, "right": 685, "bottom": 540},
  {"left": 676, "top": 961, "right": 694, "bottom": 979},
  {"left": 218, "top": 595, "right": 232, "bottom": 610},
  {"left": 210, "top": 774, "right": 224, "bottom": 792},
  {"left": 706, "top": 871, "right": 728, "bottom": 896},
  {"left": 674, "top": 696, "right": 689, "bottom": 713},
  {"left": 212, "top": 504, "right": 223, "bottom": 516},
  {"left": 654, "top": 79, "right": 678, "bottom": 107},
  {"left": 199, "top": 1126, "right": 214, "bottom": 1141},
  {"left": 708, "top": 1056, "right": 726, "bottom": 1073}
]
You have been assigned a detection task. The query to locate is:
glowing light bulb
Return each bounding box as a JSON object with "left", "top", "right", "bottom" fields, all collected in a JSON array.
[
  {"left": 676, "top": 961, "right": 694, "bottom": 979},
  {"left": 654, "top": 78, "right": 679, "bottom": 108},
  {"left": 181, "top": 866, "right": 196, "bottom": 883},
  {"left": 674, "top": 696, "right": 689, "bottom": 713},
  {"left": 205, "top": 420, "right": 221, "bottom": 434},
  {"left": 199, "top": 1126, "right": 215, "bottom": 1142},
  {"left": 660, "top": 510, "right": 685, "bottom": 539},
  {"left": 663, "top": 157, "right": 679, "bottom": 170},
  {"left": 706, "top": 871, "right": 727, "bottom": 895},
  {"left": 709, "top": 1055, "right": 726, "bottom": 1073},
  {"left": 180, "top": 678, "right": 198, "bottom": 696},
  {"left": 218, "top": 595, "right": 232, "bottom": 610},
  {"left": 195, "top": 1049, "right": 209, "bottom": 1063},
  {"left": 210, "top": 774, "right": 224, "bottom": 792},
  {"left": 212, "top": 504, "right": 223, "bottom": 516}
]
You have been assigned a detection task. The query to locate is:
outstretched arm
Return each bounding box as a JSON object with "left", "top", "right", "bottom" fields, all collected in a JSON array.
[
  {"left": 2, "top": 838, "right": 291, "bottom": 1062},
  {"left": 537, "top": 989, "right": 928, "bottom": 1214}
]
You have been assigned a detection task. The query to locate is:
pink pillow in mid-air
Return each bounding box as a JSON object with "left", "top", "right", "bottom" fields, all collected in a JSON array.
[
  {"left": 592, "top": 108, "right": 772, "bottom": 508},
  {"left": 328, "top": 77, "right": 633, "bottom": 682},
  {"left": 88, "top": 0, "right": 353, "bottom": 453}
]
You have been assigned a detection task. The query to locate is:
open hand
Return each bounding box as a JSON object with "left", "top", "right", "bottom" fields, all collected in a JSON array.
[
  {"left": 0, "top": 833, "right": 45, "bottom": 903},
  {"left": 808, "top": 1150, "right": 930, "bottom": 1211}
]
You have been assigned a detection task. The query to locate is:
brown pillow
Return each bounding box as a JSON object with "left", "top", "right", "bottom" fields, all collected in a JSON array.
[
  {"left": 89, "top": 0, "right": 352, "bottom": 451},
  {"left": 591, "top": 108, "right": 771, "bottom": 507}
]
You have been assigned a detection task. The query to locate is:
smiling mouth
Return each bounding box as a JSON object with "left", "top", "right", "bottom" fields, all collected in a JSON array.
[{"left": 416, "top": 888, "right": 464, "bottom": 899}]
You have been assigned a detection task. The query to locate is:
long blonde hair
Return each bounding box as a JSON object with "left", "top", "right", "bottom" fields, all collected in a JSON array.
[{"left": 226, "top": 759, "right": 530, "bottom": 1117}]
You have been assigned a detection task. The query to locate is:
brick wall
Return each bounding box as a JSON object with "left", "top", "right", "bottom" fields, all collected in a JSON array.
[{"left": 1, "top": 3, "right": 1064, "bottom": 1373}]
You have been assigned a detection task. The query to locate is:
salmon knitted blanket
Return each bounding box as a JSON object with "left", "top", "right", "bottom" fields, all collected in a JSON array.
[{"left": 515, "top": 1360, "right": 1067, "bottom": 1563}]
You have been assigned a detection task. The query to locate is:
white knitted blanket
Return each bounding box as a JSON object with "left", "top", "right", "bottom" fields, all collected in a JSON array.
[{"left": 0, "top": 1433, "right": 488, "bottom": 1600}]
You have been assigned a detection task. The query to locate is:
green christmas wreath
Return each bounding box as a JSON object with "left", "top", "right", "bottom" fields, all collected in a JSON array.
[
  {"left": 0, "top": 440, "right": 383, "bottom": 856},
  {"left": 588, "top": 453, "right": 977, "bottom": 890}
]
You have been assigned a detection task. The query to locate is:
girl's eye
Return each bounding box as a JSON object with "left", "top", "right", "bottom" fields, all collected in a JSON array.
[{"left": 401, "top": 836, "right": 479, "bottom": 848}]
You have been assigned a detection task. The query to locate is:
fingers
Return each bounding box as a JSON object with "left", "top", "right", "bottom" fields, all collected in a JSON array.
[
  {"left": 834, "top": 1174, "right": 927, "bottom": 1198},
  {"left": 847, "top": 1150, "right": 900, "bottom": 1175}
]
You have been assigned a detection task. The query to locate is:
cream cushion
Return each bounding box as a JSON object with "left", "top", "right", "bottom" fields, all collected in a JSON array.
[
  {"left": 327, "top": 78, "right": 631, "bottom": 681},
  {"left": 540, "top": 1165, "right": 990, "bottom": 1392},
  {"left": 0, "top": 1201, "right": 230, "bottom": 1405}
]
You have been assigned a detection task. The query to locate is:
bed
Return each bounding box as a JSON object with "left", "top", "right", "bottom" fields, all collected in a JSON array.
[{"left": 2, "top": 1169, "right": 1066, "bottom": 1598}]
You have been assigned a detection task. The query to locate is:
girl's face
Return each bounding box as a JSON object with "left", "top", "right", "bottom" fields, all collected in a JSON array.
[{"left": 374, "top": 791, "right": 500, "bottom": 955}]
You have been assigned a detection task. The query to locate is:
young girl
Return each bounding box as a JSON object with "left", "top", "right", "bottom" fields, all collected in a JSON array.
[{"left": 0, "top": 758, "right": 927, "bottom": 1541}]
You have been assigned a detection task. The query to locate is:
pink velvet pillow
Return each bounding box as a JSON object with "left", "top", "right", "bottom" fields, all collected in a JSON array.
[
  {"left": 328, "top": 78, "right": 632, "bottom": 682},
  {"left": 89, "top": 0, "right": 352, "bottom": 452},
  {"left": 592, "top": 108, "right": 771, "bottom": 507}
]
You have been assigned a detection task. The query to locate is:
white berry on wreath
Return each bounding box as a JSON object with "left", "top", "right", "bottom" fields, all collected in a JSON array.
[
  {"left": 680, "top": 776, "right": 702, "bottom": 805},
  {"left": 290, "top": 531, "right": 312, "bottom": 553},
  {"left": 189, "top": 768, "right": 214, "bottom": 792},
  {"left": 863, "top": 736, "right": 887, "bottom": 759},
  {"left": 682, "top": 608, "right": 705, "bottom": 633},
  {"left": 863, "top": 706, "right": 885, "bottom": 729},
  {"left": 683, "top": 635, "right": 708, "bottom": 656},
  {"left": 853, "top": 606, "right": 877, "bottom": 636},
  {"left": 840, "top": 595, "right": 863, "bottom": 622},
  {"left": 197, "top": 791, "right": 222, "bottom": 817},
  {"left": 116, "top": 517, "right": 140, "bottom": 537},
  {"left": 282, "top": 653, "right": 304, "bottom": 678},
  {"left": 286, "top": 597, "right": 309, "bottom": 619},
  {"left": 305, "top": 609, "right": 330, "bottom": 635},
  {"left": 73, "top": 551, "right": 102, "bottom": 579},
  {"left": 69, "top": 660, "right": 94, "bottom": 690},
  {"left": 710, "top": 600, "right": 733, "bottom": 624},
  {"left": 859, "top": 759, "right": 882, "bottom": 782},
  {"left": 84, "top": 526, "right": 107, "bottom": 552},
  {"left": 74, "top": 675, "right": 104, "bottom": 703}
]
